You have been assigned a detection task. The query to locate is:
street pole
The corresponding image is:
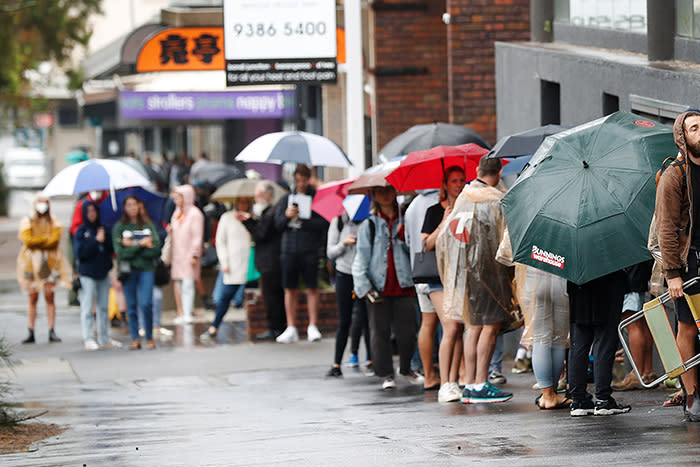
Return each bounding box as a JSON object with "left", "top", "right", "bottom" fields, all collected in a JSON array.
[{"left": 345, "top": 0, "right": 365, "bottom": 176}]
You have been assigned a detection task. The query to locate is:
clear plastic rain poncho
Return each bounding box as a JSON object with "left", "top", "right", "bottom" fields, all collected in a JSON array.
[
  {"left": 435, "top": 180, "right": 515, "bottom": 327},
  {"left": 514, "top": 264, "right": 569, "bottom": 348}
]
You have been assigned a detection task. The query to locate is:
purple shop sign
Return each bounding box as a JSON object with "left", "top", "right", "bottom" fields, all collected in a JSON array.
[{"left": 119, "top": 90, "right": 296, "bottom": 119}]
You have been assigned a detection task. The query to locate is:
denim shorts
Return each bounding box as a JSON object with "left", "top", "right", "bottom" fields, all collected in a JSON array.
[{"left": 427, "top": 283, "right": 444, "bottom": 294}]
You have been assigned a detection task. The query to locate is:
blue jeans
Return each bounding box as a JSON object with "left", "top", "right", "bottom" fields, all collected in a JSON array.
[
  {"left": 152, "top": 286, "right": 162, "bottom": 328},
  {"left": 212, "top": 282, "right": 245, "bottom": 329},
  {"left": 213, "top": 271, "right": 245, "bottom": 307},
  {"left": 123, "top": 270, "right": 154, "bottom": 340},
  {"left": 79, "top": 276, "right": 110, "bottom": 345},
  {"left": 532, "top": 344, "right": 567, "bottom": 390},
  {"left": 489, "top": 333, "right": 504, "bottom": 374}
]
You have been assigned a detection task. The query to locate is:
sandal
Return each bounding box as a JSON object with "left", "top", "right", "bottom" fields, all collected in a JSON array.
[
  {"left": 536, "top": 394, "right": 572, "bottom": 410},
  {"left": 128, "top": 339, "right": 141, "bottom": 350},
  {"left": 663, "top": 390, "right": 684, "bottom": 407}
]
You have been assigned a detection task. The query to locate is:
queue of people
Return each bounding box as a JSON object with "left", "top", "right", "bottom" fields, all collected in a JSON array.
[{"left": 15, "top": 110, "right": 700, "bottom": 423}]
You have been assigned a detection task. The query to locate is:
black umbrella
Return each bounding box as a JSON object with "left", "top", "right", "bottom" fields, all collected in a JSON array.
[
  {"left": 377, "top": 122, "right": 490, "bottom": 160},
  {"left": 196, "top": 163, "right": 245, "bottom": 188},
  {"left": 487, "top": 124, "right": 569, "bottom": 159}
]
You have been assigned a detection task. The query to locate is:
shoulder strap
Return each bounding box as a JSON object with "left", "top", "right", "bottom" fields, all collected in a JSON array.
[
  {"left": 369, "top": 216, "right": 376, "bottom": 244},
  {"left": 671, "top": 157, "right": 687, "bottom": 200},
  {"left": 336, "top": 215, "right": 344, "bottom": 234}
]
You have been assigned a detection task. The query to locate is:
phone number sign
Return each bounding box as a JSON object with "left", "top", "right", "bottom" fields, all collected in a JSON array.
[{"left": 223, "top": 0, "right": 337, "bottom": 86}]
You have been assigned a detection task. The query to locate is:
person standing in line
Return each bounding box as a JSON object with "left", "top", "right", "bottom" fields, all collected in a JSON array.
[
  {"left": 201, "top": 197, "right": 252, "bottom": 342},
  {"left": 74, "top": 201, "right": 116, "bottom": 350},
  {"left": 113, "top": 195, "right": 161, "bottom": 350},
  {"left": 17, "top": 196, "right": 70, "bottom": 344},
  {"left": 567, "top": 270, "right": 630, "bottom": 416},
  {"left": 241, "top": 181, "right": 287, "bottom": 340},
  {"left": 456, "top": 157, "right": 514, "bottom": 404},
  {"left": 352, "top": 185, "right": 424, "bottom": 390},
  {"left": 422, "top": 166, "right": 467, "bottom": 403},
  {"left": 169, "top": 185, "right": 204, "bottom": 325},
  {"left": 324, "top": 207, "right": 371, "bottom": 378},
  {"left": 274, "top": 165, "right": 329, "bottom": 343},
  {"left": 655, "top": 109, "right": 700, "bottom": 421}
]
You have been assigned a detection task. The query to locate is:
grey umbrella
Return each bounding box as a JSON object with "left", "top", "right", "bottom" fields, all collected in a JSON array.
[
  {"left": 488, "top": 124, "right": 569, "bottom": 159},
  {"left": 377, "top": 122, "right": 490, "bottom": 161}
]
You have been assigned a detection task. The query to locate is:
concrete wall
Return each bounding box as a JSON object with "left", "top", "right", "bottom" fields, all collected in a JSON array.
[{"left": 495, "top": 41, "right": 700, "bottom": 138}]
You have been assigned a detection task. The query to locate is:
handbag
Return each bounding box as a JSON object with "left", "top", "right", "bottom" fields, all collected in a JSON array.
[
  {"left": 154, "top": 259, "right": 170, "bottom": 286},
  {"left": 37, "top": 251, "right": 51, "bottom": 280},
  {"left": 160, "top": 235, "right": 172, "bottom": 265},
  {"left": 246, "top": 246, "right": 261, "bottom": 282},
  {"left": 200, "top": 245, "right": 218, "bottom": 269},
  {"left": 117, "top": 261, "right": 131, "bottom": 283},
  {"left": 411, "top": 249, "right": 441, "bottom": 284}
]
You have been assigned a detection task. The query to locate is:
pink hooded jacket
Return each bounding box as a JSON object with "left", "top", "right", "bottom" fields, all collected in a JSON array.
[{"left": 170, "top": 185, "right": 204, "bottom": 280}]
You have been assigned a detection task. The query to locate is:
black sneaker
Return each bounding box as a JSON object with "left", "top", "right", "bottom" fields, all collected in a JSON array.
[
  {"left": 570, "top": 399, "right": 594, "bottom": 417},
  {"left": 364, "top": 363, "right": 375, "bottom": 377},
  {"left": 21, "top": 330, "right": 35, "bottom": 344},
  {"left": 594, "top": 397, "right": 631, "bottom": 416},
  {"left": 325, "top": 367, "right": 342, "bottom": 378},
  {"left": 48, "top": 329, "right": 62, "bottom": 343},
  {"left": 683, "top": 390, "right": 700, "bottom": 422}
]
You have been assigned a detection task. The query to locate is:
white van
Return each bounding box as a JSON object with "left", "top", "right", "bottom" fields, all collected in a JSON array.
[{"left": 2, "top": 148, "right": 50, "bottom": 189}]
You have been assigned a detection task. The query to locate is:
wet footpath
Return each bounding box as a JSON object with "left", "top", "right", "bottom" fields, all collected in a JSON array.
[{"left": 0, "top": 220, "right": 699, "bottom": 464}]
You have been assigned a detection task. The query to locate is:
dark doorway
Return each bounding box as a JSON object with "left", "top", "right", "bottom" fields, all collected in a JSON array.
[
  {"left": 603, "top": 93, "right": 620, "bottom": 116},
  {"left": 541, "top": 80, "right": 561, "bottom": 125}
]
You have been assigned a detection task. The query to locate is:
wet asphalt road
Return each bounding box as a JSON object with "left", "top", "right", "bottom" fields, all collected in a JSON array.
[{"left": 1, "top": 288, "right": 700, "bottom": 464}]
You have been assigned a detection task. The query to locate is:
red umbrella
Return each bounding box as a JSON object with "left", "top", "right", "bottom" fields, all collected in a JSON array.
[
  {"left": 385, "top": 143, "right": 492, "bottom": 191},
  {"left": 311, "top": 177, "right": 358, "bottom": 222}
]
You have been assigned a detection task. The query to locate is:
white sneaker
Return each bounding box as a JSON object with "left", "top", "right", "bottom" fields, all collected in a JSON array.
[
  {"left": 275, "top": 326, "right": 299, "bottom": 344},
  {"left": 382, "top": 377, "right": 396, "bottom": 390},
  {"left": 400, "top": 370, "right": 425, "bottom": 386},
  {"left": 157, "top": 327, "right": 174, "bottom": 337},
  {"left": 307, "top": 325, "right": 322, "bottom": 342},
  {"left": 173, "top": 316, "right": 185, "bottom": 325},
  {"left": 438, "top": 383, "right": 461, "bottom": 403},
  {"left": 106, "top": 339, "right": 123, "bottom": 349},
  {"left": 183, "top": 314, "right": 194, "bottom": 324},
  {"left": 84, "top": 339, "right": 99, "bottom": 351}
]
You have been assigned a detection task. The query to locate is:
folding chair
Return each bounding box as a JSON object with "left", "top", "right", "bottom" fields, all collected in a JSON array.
[{"left": 618, "top": 277, "right": 700, "bottom": 389}]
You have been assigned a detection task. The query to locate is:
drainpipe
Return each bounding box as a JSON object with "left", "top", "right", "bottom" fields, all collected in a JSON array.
[
  {"left": 647, "top": 0, "right": 674, "bottom": 61},
  {"left": 530, "top": 0, "right": 553, "bottom": 43}
]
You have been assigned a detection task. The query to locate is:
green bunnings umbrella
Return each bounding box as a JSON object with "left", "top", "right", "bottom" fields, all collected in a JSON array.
[{"left": 502, "top": 111, "right": 677, "bottom": 285}]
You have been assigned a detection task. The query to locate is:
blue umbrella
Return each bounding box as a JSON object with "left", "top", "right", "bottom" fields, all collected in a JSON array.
[
  {"left": 501, "top": 155, "right": 533, "bottom": 177},
  {"left": 99, "top": 187, "right": 167, "bottom": 236}
]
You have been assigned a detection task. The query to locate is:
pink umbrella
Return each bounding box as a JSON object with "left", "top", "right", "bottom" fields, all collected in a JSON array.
[{"left": 311, "top": 177, "right": 358, "bottom": 222}]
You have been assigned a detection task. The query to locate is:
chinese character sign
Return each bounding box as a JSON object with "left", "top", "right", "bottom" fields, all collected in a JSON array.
[{"left": 137, "top": 27, "right": 225, "bottom": 72}]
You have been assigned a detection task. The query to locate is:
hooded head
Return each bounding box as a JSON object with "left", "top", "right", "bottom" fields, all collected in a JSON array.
[
  {"left": 33, "top": 195, "right": 50, "bottom": 218},
  {"left": 81, "top": 200, "right": 100, "bottom": 226},
  {"left": 172, "top": 184, "right": 196, "bottom": 214},
  {"left": 674, "top": 110, "right": 700, "bottom": 161}
]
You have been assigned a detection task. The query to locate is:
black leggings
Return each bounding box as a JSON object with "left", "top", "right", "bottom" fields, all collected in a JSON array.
[
  {"left": 350, "top": 296, "right": 371, "bottom": 361},
  {"left": 333, "top": 271, "right": 370, "bottom": 365}
]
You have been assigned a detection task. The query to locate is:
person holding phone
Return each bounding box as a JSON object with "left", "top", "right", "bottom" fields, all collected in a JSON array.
[
  {"left": 113, "top": 195, "right": 161, "bottom": 350},
  {"left": 74, "top": 200, "right": 114, "bottom": 350}
]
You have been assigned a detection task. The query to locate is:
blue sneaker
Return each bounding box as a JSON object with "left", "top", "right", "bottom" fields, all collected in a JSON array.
[
  {"left": 345, "top": 354, "right": 359, "bottom": 368},
  {"left": 469, "top": 382, "right": 513, "bottom": 404},
  {"left": 461, "top": 386, "right": 473, "bottom": 404}
]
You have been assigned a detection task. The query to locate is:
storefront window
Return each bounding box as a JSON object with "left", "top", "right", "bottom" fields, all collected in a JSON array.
[
  {"left": 554, "top": 0, "right": 647, "bottom": 33},
  {"left": 676, "top": 0, "right": 700, "bottom": 38}
]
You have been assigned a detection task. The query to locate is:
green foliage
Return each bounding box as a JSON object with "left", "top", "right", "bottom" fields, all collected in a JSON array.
[
  {"left": 0, "top": 0, "right": 102, "bottom": 100},
  {"left": 0, "top": 335, "right": 19, "bottom": 426}
]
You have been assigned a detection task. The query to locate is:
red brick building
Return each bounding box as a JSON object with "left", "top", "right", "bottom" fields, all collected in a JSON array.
[{"left": 370, "top": 0, "right": 530, "bottom": 149}]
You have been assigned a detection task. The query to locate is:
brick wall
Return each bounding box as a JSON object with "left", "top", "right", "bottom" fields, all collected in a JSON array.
[
  {"left": 245, "top": 289, "right": 338, "bottom": 342},
  {"left": 447, "top": 0, "right": 530, "bottom": 144},
  {"left": 371, "top": 1, "right": 449, "bottom": 151}
]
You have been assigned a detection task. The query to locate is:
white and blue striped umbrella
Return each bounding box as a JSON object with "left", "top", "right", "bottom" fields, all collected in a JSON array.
[
  {"left": 235, "top": 131, "right": 352, "bottom": 167},
  {"left": 41, "top": 159, "right": 152, "bottom": 199}
]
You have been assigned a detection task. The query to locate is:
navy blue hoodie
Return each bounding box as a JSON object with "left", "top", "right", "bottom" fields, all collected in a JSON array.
[{"left": 74, "top": 201, "right": 114, "bottom": 279}]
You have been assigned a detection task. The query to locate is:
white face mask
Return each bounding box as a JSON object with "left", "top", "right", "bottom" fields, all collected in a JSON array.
[
  {"left": 35, "top": 202, "right": 49, "bottom": 214},
  {"left": 252, "top": 202, "right": 268, "bottom": 217},
  {"left": 89, "top": 191, "right": 103, "bottom": 201}
]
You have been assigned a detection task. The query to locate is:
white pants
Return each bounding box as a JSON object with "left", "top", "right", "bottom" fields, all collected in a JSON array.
[{"left": 177, "top": 278, "right": 195, "bottom": 319}]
